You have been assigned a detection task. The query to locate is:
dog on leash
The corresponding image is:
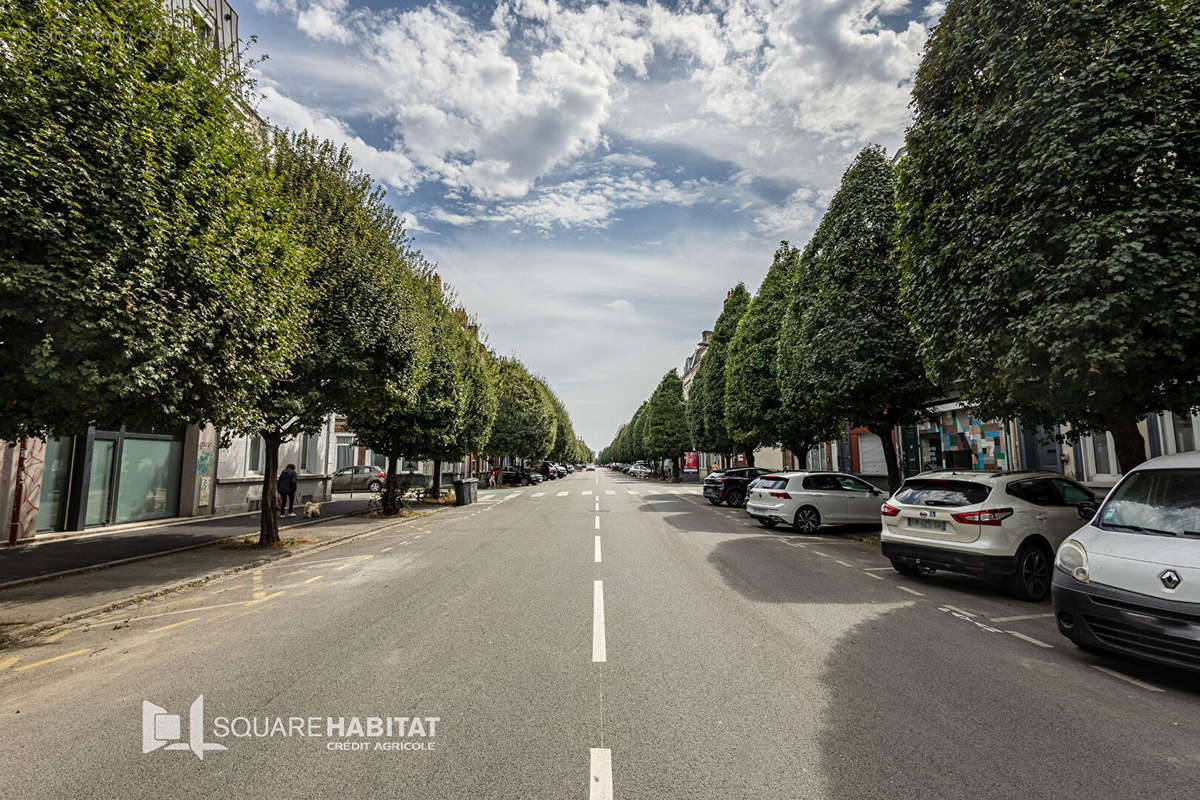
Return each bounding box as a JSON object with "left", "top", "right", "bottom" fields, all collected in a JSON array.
[{"left": 303, "top": 501, "right": 321, "bottom": 519}]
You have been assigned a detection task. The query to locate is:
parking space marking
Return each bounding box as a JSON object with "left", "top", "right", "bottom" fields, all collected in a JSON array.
[
  {"left": 1006, "top": 630, "right": 1054, "bottom": 648},
  {"left": 557, "top": 491, "right": 569, "bottom": 497},
  {"left": 897, "top": 586, "right": 925, "bottom": 597},
  {"left": 863, "top": 566, "right": 893, "bottom": 571},
  {"left": 41, "top": 630, "right": 69, "bottom": 643},
  {"left": 991, "top": 612, "right": 1054, "bottom": 623},
  {"left": 245, "top": 591, "right": 285, "bottom": 606},
  {"left": 835, "top": 560, "right": 854, "bottom": 568},
  {"left": 531, "top": 492, "right": 545, "bottom": 497},
  {"left": 943, "top": 605, "right": 977, "bottom": 618},
  {"left": 812, "top": 551, "right": 830, "bottom": 557},
  {"left": 1092, "top": 665, "right": 1164, "bottom": 693},
  {"left": 863, "top": 571, "right": 886, "bottom": 580},
  {"left": 304, "top": 575, "right": 325, "bottom": 584},
  {"left": 149, "top": 617, "right": 201, "bottom": 634},
  {"left": 13, "top": 649, "right": 90, "bottom": 672}
]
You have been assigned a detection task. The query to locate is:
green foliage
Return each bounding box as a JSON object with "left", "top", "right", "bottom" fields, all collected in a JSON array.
[
  {"left": 0, "top": 0, "right": 310, "bottom": 439},
  {"left": 725, "top": 243, "right": 810, "bottom": 452},
  {"left": 896, "top": 0, "right": 1200, "bottom": 467},
  {"left": 486, "top": 359, "right": 556, "bottom": 461},
  {"left": 698, "top": 284, "right": 750, "bottom": 454},
  {"left": 644, "top": 370, "right": 690, "bottom": 461},
  {"left": 782, "top": 147, "right": 932, "bottom": 489}
]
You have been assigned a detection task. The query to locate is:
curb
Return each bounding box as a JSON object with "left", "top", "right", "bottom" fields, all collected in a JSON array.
[{"left": 0, "top": 506, "right": 450, "bottom": 646}]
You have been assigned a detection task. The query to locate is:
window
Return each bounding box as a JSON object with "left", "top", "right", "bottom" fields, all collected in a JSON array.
[
  {"left": 299, "top": 434, "right": 319, "bottom": 472},
  {"left": 248, "top": 436, "right": 263, "bottom": 474},
  {"left": 335, "top": 436, "right": 355, "bottom": 470},
  {"left": 1175, "top": 415, "right": 1196, "bottom": 453},
  {"left": 1006, "top": 479, "right": 1059, "bottom": 506},
  {"left": 1098, "top": 469, "right": 1200, "bottom": 537},
  {"left": 894, "top": 479, "right": 991, "bottom": 508},
  {"left": 757, "top": 477, "right": 789, "bottom": 491},
  {"left": 802, "top": 475, "right": 843, "bottom": 491},
  {"left": 1091, "top": 434, "right": 1112, "bottom": 475},
  {"left": 836, "top": 476, "right": 875, "bottom": 493},
  {"left": 1052, "top": 479, "right": 1094, "bottom": 505}
]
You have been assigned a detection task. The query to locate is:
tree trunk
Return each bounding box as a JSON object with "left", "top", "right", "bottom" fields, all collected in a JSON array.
[
  {"left": 258, "top": 431, "right": 281, "bottom": 546},
  {"left": 1109, "top": 418, "right": 1147, "bottom": 474},
  {"left": 876, "top": 426, "right": 902, "bottom": 495},
  {"left": 384, "top": 452, "right": 399, "bottom": 515},
  {"left": 431, "top": 459, "right": 443, "bottom": 497},
  {"left": 744, "top": 448, "right": 755, "bottom": 467},
  {"left": 672, "top": 455, "right": 681, "bottom": 482}
]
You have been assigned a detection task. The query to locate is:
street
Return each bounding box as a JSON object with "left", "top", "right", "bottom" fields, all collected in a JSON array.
[{"left": 0, "top": 469, "right": 1195, "bottom": 799}]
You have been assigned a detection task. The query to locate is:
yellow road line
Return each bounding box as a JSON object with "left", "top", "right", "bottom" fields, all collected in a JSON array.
[
  {"left": 0, "top": 655, "right": 21, "bottom": 671},
  {"left": 14, "top": 649, "right": 90, "bottom": 672},
  {"left": 245, "top": 591, "right": 285, "bottom": 606},
  {"left": 148, "top": 617, "right": 201, "bottom": 634},
  {"left": 304, "top": 575, "right": 324, "bottom": 584},
  {"left": 41, "top": 630, "right": 69, "bottom": 643},
  {"left": 252, "top": 569, "right": 265, "bottom": 601},
  {"left": 334, "top": 555, "right": 373, "bottom": 571}
]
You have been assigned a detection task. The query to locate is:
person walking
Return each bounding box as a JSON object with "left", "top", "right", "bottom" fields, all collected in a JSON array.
[{"left": 278, "top": 463, "right": 298, "bottom": 517}]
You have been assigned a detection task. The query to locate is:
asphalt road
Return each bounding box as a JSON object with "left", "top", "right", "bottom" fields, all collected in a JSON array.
[{"left": 0, "top": 469, "right": 1196, "bottom": 799}]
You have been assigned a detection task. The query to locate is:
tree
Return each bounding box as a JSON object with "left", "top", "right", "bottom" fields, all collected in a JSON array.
[
  {"left": 726, "top": 243, "right": 826, "bottom": 460},
  {"left": 685, "top": 370, "right": 708, "bottom": 455},
  {"left": 700, "top": 285, "right": 751, "bottom": 464},
  {"left": 645, "top": 370, "right": 691, "bottom": 479},
  {"left": 242, "top": 131, "right": 421, "bottom": 543},
  {"left": 896, "top": 0, "right": 1200, "bottom": 472},
  {"left": 0, "top": 0, "right": 310, "bottom": 441},
  {"left": 487, "top": 359, "right": 556, "bottom": 463},
  {"left": 781, "top": 147, "right": 933, "bottom": 492}
]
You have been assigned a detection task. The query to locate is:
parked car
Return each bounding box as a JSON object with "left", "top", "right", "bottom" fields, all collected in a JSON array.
[
  {"left": 1052, "top": 452, "right": 1200, "bottom": 671},
  {"left": 881, "top": 470, "right": 1097, "bottom": 601},
  {"left": 331, "top": 465, "right": 387, "bottom": 493},
  {"left": 539, "top": 461, "right": 558, "bottom": 479},
  {"left": 703, "top": 467, "right": 771, "bottom": 507},
  {"left": 628, "top": 463, "right": 652, "bottom": 478},
  {"left": 586, "top": 464, "right": 595, "bottom": 471},
  {"left": 747, "top": 472, "right": 886, "bottom": 532},
  {"left": 501, "top": 467, "right": 541, "bottom": 486}
]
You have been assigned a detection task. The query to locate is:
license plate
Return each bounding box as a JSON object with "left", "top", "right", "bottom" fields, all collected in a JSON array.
[{"left": 907, "top": 517, "right": 946, "bottom": 532}]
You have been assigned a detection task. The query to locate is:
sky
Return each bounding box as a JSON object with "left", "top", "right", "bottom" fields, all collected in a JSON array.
[{"left": 243, "top": 0, "right": 944, "bottom": 451}]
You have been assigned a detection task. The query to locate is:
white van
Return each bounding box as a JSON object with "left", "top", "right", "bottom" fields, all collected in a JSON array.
[{"left": 1052, "top": 452, "right": 1200, "bottom": 672}]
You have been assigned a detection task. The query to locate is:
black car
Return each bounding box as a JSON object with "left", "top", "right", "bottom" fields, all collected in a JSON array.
[
  {"left": 539, "top": 461, "right": 559, "bottom": 479},
  {"left": 703, "top": 467, "right": 771, "bottom": 507},
  {"left": 501, "top": 467, "right": 541, "bottom": 486}
]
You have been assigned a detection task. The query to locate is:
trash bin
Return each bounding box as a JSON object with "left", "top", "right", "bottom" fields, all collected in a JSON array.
[
  {"left": 453, "top": 478, "right": 478, "bottom": 506},
  {"left": 466, "top": 477, "right": 478, "bottom": 503}
]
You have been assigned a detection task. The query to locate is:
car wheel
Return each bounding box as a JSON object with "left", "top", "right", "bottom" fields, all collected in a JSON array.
[
  {"left": 1009, "top": 540, "right": 1053, "bottom": 602},
  {"left": 757, "top": 518, "right": 778, "bottom": 529},
  {"left": 725, "top": 490, "right": 745, "bottom": 508},
  {"left": 793, "top": 506, "right": 821, "bottom": 533},
  {"left": 890, "top": 558, "right": 921, "bottom": 577},
  {"left": 367, "top": 479, "right": 382, "bottom": 492}
]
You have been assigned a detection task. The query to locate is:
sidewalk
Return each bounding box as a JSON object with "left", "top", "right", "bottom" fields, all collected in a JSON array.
[
  {"left": 0, "top": 497, "right": 447, "bottom": 645},
  {"left": 0, "top": 497, "right": 372, "bottom": 587}
]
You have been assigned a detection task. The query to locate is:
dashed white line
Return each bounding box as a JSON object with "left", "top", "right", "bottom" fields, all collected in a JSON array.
[
  {"left": 627, "top": 490, "right": 638, "bottom": 495},
  {"left": 1006, "top": 630, "right": 1054, "bottom": 648},
  {"left": 594, "top": 536, "right": 602, "bottom": 563},
  {"left": 897, "top": 585, "right": 925, "bottom": 597},
  {"left": 595, "top": 515, "right": 600, "bottom": 530},
  {"left": 582, "top": 490, "right": 593, "bottom": 496},
  {"left": 532, "top": 492, "right": 546, "bottom": 498},
  {"left": 557, "top": 491, "right": 569, "bottom": 497},
  {"left": 605, "top": 490, "right": 616, "bottom": 495},
  {"left": 1092, "top": 665, "right": 1164, "bottom": 692},
  {"left": 592, "top": 581, "right": 607, "bottom": 663},
  {"left": 590, "top": 748, "right": 613, "bottom": 800},
  {"left": 991, "top": 612, "right": 1055, "bottom": 623}
]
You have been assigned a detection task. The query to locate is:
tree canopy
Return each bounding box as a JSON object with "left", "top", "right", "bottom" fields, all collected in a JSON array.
[
  {"left": 697, "top": 285, "right": 751, "bottom": 460},
  {"left": 487, "top": 359, "right": 556, "bottom": 462},
  {"left": 896, "top": 0, "right": 1200, "bottom": 471}
]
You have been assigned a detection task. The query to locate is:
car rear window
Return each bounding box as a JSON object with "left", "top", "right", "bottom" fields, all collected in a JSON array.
[
  {"left": 757, "top": 477, "right": 788, "bottom": 490},
  {"left": 894, "top": 479, "right": 991, "bottom": 508}
]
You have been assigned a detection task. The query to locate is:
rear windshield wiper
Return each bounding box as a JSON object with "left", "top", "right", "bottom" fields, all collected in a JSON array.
[{"left": 1099, "top": 522, "right": 1175, "bottom": 537}]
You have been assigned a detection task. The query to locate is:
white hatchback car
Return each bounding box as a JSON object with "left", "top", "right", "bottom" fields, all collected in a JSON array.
[
  {"left": 747, "top": 472, "right": 887, "bottom": 533},
  {"left": 1052, "top": 452, "right": 1200, "bottom": 672},
  {"left": 880, "top": 470, "right": 1097, "bottom": 601}
]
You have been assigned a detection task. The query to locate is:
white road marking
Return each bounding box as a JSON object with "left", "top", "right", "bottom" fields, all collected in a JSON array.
[
  {"left": 1006, "top": 630, "right": 1054, "bottom": 648},
  {"left": 835, "top": 560, "right": 854, "bottom": 568},
  {"left": 590, "top": 748, "right": 613, "bottom": 800},
  {"left": 379, "top": 547, "right": 392, "bottom": 553},
  {"left": 582, "top": 490, "right": 593, "bottom": 496},
  {"left": 594, "top": 515, "right": 600, "bottom": 530},
  {"left": 943, "top": 605, "right": 977, "bottom": 618},
  {"left": 991, "top": 612, "right": 1055, "bottom": 623},
  {"left": 594, "top": 536, "right": 602, "bottom": 563},
  {"left": 592, "top": 581, "right": 606, "bottom": 663},
  {"left": 863, "top": 566, "right": 893, "bottom": 572},
  {"left": 532, "top": 492, "right": 546, "bottom": 498},
  {"left": 627, "top": 490, "right": 638, "bottom": 495},
  {"left": 897, "top": 586, "right": 925, "bottom": 597},
  {"left": 605, "top": 490, "right": 616, "bottom": 495},
  {"left": 863, "top": 571, "right": 886, "bottom": 580},
  {"left": 812, "top": 551, "right": 830, "bottom": 557},
  {"left": 557, "top": 491, "right": 569, "bottom": 497},
  {"left": 1092, "top": 665, "right": 1164, "bottom": 692}
]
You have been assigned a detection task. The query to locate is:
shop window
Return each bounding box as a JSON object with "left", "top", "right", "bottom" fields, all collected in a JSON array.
[
  {"left": 115, "top": 438, "right": 182, "bottom": 523},
  {"left": 36, "top": 438, "right": 72, "bottom": 532},
  {"left": 86, "top": 440, "right": 115, "bottom": 527}
]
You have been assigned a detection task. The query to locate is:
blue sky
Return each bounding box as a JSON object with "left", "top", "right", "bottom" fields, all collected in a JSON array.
[{"left": 243, "top": 0, "right": 943, "bottom": 450}]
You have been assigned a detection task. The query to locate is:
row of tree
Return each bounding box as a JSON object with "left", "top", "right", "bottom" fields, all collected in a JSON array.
[
  {"left": 602, "top": 0, "right": 1198, "bottom": 491},
  {"left": 0, "top": 0, "right": 587, "bottom": 543},
  {"left": 598, "top": 371, "right": 690, "bottom": 477}
]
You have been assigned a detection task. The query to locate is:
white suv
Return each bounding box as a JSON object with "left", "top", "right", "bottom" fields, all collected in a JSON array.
[
  {"left": 880, "top": 470, "right": 1097, "bottom": 601},
  {"left": 1052, "top": 452, "right": 1200, "bottom": 672}
]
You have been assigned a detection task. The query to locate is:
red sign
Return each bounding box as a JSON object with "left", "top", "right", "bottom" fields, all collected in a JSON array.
[{"left": 683, "top": 452, "right": 699, "bottom": 473}]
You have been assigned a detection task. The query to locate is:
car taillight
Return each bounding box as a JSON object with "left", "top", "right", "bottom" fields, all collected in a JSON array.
[
  {"left": 880, "top": 503, "right": 901, "bottom": 517},
  {"left": 769, "top": 491, "right": 791, "bottom": 499},
  {"left": 951, "top": 508, "right": 1013, "bottom": 526},
  {"left": 376, "top": 471, "right": 385, "bottom": 477}
]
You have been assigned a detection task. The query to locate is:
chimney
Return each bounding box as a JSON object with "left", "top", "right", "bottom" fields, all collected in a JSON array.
[{"left": 701, "top": 330, "right": 713, "bottom": 344}]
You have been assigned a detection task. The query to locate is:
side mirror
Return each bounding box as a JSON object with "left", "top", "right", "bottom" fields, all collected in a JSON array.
[{"left": 1077, "top": 500, "right": 1098, "bottom": 521}]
